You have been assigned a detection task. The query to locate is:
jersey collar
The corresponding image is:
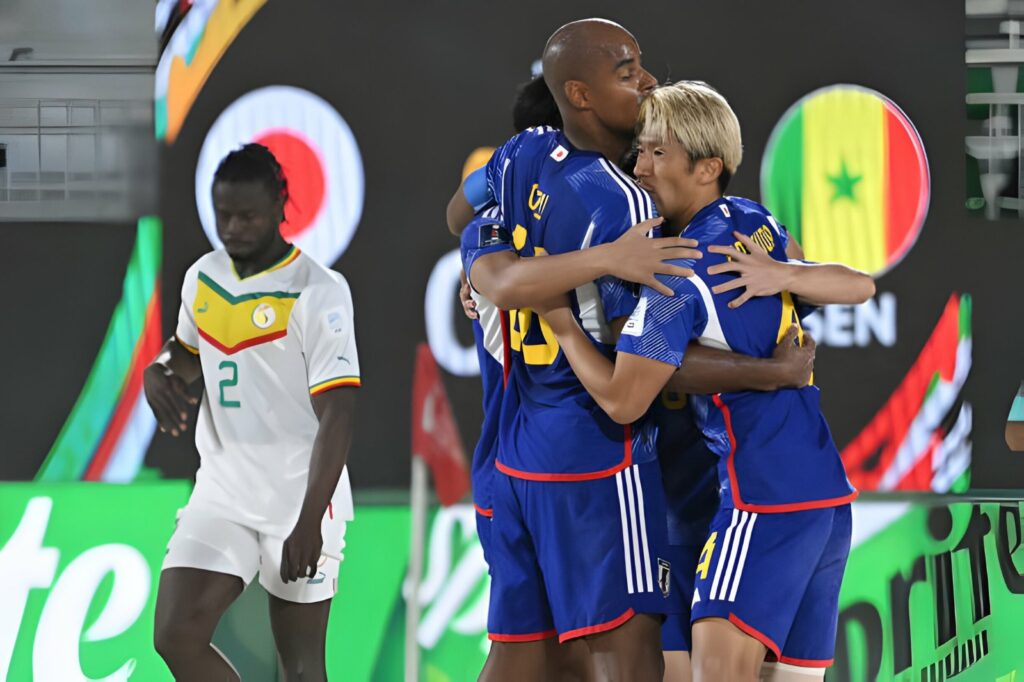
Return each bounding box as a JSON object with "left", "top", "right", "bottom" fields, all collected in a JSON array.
[
  {"left": 684, "top": 196, "right": 729, "bottom": 234},
  {"left": 230, "top": 244, "right": 300, "bottom": 281}
]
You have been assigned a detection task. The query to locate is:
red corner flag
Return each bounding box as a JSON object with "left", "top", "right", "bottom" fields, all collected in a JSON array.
[{"left": 411, "top": 343, "right": 470, "bottom": 506}]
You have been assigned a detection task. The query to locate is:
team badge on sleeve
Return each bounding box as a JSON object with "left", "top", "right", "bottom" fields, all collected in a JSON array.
[
  {"left": 622, "top": 295, "right": 648, "bottom": 337},
  {"left": 323, "top": 307, "right": 347, "bottom": 336},
  {"left": 478, "top": 223, "right": 511, "bottom": 248}
]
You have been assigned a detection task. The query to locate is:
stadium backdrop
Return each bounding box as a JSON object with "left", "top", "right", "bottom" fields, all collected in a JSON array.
[{"left": 2, "top": 0, "right": 1024, "bottom": 679}]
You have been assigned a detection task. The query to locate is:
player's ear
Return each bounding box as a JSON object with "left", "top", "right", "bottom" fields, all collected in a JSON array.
[
  {"left": 699, "top": 157, "right": 724, "bottom": 187},
  {"left": 563, "top": 80, "right": 589, "bottom": 110},
  {"left": 274, "top": 196, "right": 286, "bottom": 224}
]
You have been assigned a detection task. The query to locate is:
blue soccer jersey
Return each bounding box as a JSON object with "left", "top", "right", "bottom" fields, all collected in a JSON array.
[
  {"left": 652, "top": 390, "right": 719, "bottom": 545},
  {"left": 466, "top": 127, "right": 658, "bottom": 480},
  {"left": 617, "top": 196, "right": 856, "bottom": 512},
  {"left": 463, "top": 207, "right": 507, "bottom": 518}
]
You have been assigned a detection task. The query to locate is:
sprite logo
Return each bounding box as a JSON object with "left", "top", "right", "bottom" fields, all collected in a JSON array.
[
  {"left": 0, "top": 484, "right": 189, "bottom": 681},
  {"left": 836, "top": 502, "right": 1024, "bottom": 680},
  {"left": 404, "top": 505, "right": 489, "bottom": 651}
]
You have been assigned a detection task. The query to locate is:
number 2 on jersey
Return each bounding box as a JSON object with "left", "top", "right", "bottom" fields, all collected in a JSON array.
[{"left": 218, "top": 360, "right": 241, "bottom": 408}]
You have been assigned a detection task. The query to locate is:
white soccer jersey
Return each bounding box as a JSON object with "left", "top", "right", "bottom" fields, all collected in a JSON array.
[{"left": 175, "top": 246, "right": 360, "bottom": 537}]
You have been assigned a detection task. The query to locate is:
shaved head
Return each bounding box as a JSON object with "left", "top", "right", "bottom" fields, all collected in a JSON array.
[
  {"left": 542, "top": 19, "right": 639, "bottom": 105},
  {"left": 538, "top": 18, "right": 654, "bottom": 160}
]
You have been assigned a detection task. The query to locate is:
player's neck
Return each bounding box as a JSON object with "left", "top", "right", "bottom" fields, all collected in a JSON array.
[
  {"left": 677, "top": 192, "right": 724, "bottom": 231},
  {"left": 562, "top": 119, "right": 630, "bottom": 167},
  {"left": 232, "top": 238, "right": 292, "bottom": 279}
]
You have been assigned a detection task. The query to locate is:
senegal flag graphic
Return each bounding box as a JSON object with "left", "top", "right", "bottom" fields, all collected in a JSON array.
[{"left": 760, "top": 85, "right": 930, "bottom": 276}]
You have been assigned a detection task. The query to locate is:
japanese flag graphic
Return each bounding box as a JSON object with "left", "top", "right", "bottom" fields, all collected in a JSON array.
[{"left": 195, "top": 85, "right": 364, "bottom": 267}]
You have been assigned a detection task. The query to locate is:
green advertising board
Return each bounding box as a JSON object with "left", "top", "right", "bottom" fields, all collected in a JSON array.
[
  {"left": 0, "top": 483, "right": 190, "bottom": 681},
  {"left": 833, "top": 501, "right": 1024, "bottom": 681},
  {"left": 3, "top": 484, "right": 1023, "bottom": 681}
]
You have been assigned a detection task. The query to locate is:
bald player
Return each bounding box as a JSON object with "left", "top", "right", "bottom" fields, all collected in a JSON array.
[
  {"left": 455, "top": 20, "right": 826, "bottom": 681},
  {"left": 457, "top": 20, "right": 673, "bottom": 680}
]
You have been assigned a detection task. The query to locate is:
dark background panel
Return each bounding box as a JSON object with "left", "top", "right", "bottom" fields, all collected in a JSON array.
[
  {"left": 0, "top": 223, "right": 136, "bottom": 478},
  {"left": 8, "top": 0, "right": 1022, "bottom": 489}
]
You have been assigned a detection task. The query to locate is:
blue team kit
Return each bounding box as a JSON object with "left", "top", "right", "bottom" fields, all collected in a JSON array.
[
  {"left": 651, "top": 393, "right": 719, "bottom": 652},
  {"left": 462, "top": 127, "right": 677, "bottom": 641},
  {"left": 461, "top": 128, "right": 852, "bottom": 662},
  {"left": 617, "top": 195, "right": 856, "bottom": 664}
]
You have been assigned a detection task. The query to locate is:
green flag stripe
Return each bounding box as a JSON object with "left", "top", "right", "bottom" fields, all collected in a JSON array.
[
  {"left": 36, "top": 217, "right": 162, "bottom": 481},
  {"left": 762, "top": 105, "right": 803, "bottom": 244}
]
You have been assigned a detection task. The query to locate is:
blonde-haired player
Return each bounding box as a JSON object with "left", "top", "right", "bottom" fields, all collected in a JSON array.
[{"left": 534, "top": 80, "right": 874, "bottom": 681}]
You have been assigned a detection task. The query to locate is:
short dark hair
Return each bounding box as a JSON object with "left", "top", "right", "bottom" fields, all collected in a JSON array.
[
  {"left": 213, "top": 143, "right": 289, "bottom": 208},
  {"left": 512, "top": 75, "right": 562, "bottom": 133}
]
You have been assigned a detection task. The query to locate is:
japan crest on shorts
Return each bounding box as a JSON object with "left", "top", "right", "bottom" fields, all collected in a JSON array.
[{"left": 658, "top": 558, "right": 671, "bottom": 598}]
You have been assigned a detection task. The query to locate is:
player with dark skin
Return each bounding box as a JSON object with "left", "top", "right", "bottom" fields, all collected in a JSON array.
[
  {"left": 462, "top": 21, "right": 818, "bottom": 682},
  {"left": 145, "top": 170, "right": 356, "bottom": 681}
]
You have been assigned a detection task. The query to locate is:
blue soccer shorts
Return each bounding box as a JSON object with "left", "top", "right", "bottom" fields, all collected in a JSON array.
[
  {"left": 690, "top": 504, "right": 852, "bottom": 667},
  {"left": 660, "top": 535, "right": 708, "bottom": 652},
  {"left": 475, "top": 505, "right": 493, "bottom": 568},
  {"left": 487, "top": 461, "right": 674, "bottom": 643}
]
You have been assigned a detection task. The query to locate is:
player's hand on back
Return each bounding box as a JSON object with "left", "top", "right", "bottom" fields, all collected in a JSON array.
[
  {"left": 459, "top": 269, "right": 478, "bottom": 320},
  {"left": 280, "top": 515, "right": 324, "bottom": 583},
  {"left": 706, "top": 231, "right": 792, "bottom": 308},
  {"left": 772, "top": 326, "right": 816, "bottom": 388},
  {"left": 606, "top": 218, "right": 701, "bottom": 296},
  {"left": 143, "top": 363, "right": 197, "bottom": 437}
]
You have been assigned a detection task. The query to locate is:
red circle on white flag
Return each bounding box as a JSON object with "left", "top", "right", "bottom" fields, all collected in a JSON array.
[
  {"left": 253, "top": 128, "right": 326, "bottom": 240},
  {"left": 196, "top": 86, "right": 364, "bottom": 267}
]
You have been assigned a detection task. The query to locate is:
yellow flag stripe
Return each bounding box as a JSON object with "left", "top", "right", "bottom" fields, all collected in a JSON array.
[{"left": 801, "top": 89, "right": 887, "bottom": 272}]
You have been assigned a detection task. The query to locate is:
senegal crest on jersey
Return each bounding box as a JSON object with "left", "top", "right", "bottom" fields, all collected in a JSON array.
[{"left": 193, "top": 272, "right": 299, "bottom": 354}]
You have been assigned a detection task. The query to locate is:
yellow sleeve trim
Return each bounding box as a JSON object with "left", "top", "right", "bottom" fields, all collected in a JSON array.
[
  {"left": 310, "top": 376, "right": 361, "bottom": 395},
  {"left": 175, "top": 334, "right": 199, "bottom": 355}
]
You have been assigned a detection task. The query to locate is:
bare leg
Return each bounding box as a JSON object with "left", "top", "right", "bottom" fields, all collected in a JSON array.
[
  {"left": 267, "top": 593, "right": 332, "bottom": 682},
  {"left": 691, "top": 617, "right": 766, "bottom": 682},
  {"left": 479, "top": 640, "right": 550, "bottom": 681},
  {"left": 759, "top": 662, "right": 825, "bottom": 681},
  {"left": 664, "top": 650, "right": 692, "bottom": 682},
  {"left": 154, "top": 568, "right": 244, "bottom": 681},
  {"left": 584, "top": 613, "right": 663, "bottom": 682},
  {"left": 548, "top": 638, "right": 593, "bottom": 681}
]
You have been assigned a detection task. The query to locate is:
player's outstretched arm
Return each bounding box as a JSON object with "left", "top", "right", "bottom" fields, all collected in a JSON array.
[
  {"left": 668, "top": 326, "right": 815, "bottom": 395},
  {"left": 446, "top": 180, "right": 476, "bottom": 236},
  {"left": 143, "top": 338, "right": 201, "bottom": 437},
  {"left": 706, "top": 231, "right": 875, "bottom": 308},
  {"left": 281, "top": 387, "right": 357, "bottom": 583},
  {"left": 540, "top": 302, "right": 675, "bottom": 424},
  {"left": 468, "top": 219, "right": 700, "bottom": 310}
]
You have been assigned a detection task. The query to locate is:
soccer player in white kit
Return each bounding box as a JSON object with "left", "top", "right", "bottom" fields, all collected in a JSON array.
[{"left": 144, "top": 143, "right": 359, "bottom": 681}]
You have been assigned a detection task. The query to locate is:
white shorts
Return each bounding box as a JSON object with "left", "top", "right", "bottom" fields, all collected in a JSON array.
[{"left": 162, "top": 503, "right": 347, "bottom": 604}]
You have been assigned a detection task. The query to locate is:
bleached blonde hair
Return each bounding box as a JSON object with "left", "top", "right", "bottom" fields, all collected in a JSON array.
[{"left": 638, "top": 81, "right": 743, "bottom": 182}]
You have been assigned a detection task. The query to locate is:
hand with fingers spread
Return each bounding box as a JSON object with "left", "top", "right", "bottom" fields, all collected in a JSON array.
[
  {"left": 706, "top": 231, "right": 793, "bottom": 308},
  {"left": 604, "top": 218, "right": 702, "bottom": 296},
  {"left": 280, "top": 514, "right": 324, "bottom": 583},
  {"left": 143, "top": 362, "right": 197, "bottom": 437},
  {"left": 772, "top": 326, "right": 816, "bottom": 388},
  {"left": 459, "top": 268, "right": 478, "bottom": 320}
]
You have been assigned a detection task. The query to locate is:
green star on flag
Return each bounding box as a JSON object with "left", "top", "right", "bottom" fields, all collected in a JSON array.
[{"left": 828, "top": 160, "right": 862, "bottom": 202}]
